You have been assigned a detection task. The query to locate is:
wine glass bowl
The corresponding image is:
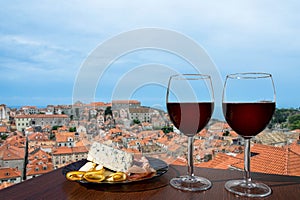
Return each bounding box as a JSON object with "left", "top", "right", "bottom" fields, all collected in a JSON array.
[
  {"left": 222, "top": 72, "right": 276, "bottom": 197},
  {"left": 166, "top": 74, "right": 214, "bottom": 191}
]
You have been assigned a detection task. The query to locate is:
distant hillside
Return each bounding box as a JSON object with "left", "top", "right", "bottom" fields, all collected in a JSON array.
[{"left": 270, "top": 108, "right": 300, "bottom": 130}]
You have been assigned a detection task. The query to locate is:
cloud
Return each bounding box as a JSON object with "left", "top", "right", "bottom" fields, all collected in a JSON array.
[
  {"left": 0, "top": 34, "right": 83, "bottom": 81},
  {"left": 0, "top": 0, "right": 299, "bottom": 107}
]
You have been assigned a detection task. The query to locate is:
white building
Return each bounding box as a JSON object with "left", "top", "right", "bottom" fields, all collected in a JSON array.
[{"left": 15, "top": 114, "right": 69, "bottom": 132}]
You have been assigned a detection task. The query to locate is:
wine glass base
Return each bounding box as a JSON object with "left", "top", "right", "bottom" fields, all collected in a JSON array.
[
  {"left": 170, "top": 175, "right": 212, "bottom": 192},
  {"left": 225, "top": 179, "right": 272, "bottom": 197}
]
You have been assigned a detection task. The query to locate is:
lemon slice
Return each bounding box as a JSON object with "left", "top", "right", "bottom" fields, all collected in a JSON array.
[
  {"left": 83, "top": 170, "right": 106, "bottom": 183},
  {"left": 106, "top": 172, "right": 127, "bottom": 182},
  {"left": 66, "top": 171, "right": 86, "bottom": 181}
]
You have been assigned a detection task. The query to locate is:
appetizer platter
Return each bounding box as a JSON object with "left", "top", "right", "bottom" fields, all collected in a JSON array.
[{"left": 62, "top": 142, "right": 168, "bottom": 184}]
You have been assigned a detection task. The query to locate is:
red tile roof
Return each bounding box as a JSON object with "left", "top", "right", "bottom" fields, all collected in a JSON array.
[
  {"left": 28, "top": 132, "right": 49, "bottom": 141},
  {"left": 0, "top": 126, "right": 8, "bottom": 133},
  {"left": 231, "top": 143, "right": 300, "bottom": 176},
  {"left": 28, "top": 148, "right": 51, "bottom": 161},
  {"left": 0, "top": 181, "right": 14, "bottom": 190},
  {"left": 0, "top": 168, "right": 21, "bottom": 179},
  {"left": 196, "top": 153, "right": 242, "bottom": 169},
  {"left": 190, "top": 141, "right": 300, "bottom": 176},
  {"left": 58, "top": 126, "right": 69, "bottom": 132},
  {"left": 4, "top": 135, "right": 26, "bottom": 148},
  {"left": 55, "top": 132, "right": 75, "bottom": 143},
  {"left": 172, "top": 157, "right": 187, "bottom": 166},
  {"left": 52, "top": 146, "right": 88, "bottom": 155},
  {"left": 89, "top": 102, "right": 108, "bottom": 107},
  {"left": 26, "top": 163, "right": 54, "bottom": 176},
  {"left": 109, "top": 128, "right": 122, "bottom": 134},
  {"left": 52, "top": 146, "right": 72, "bottom": 155},
  {"left": 0, "top": 144, "right": 25, "bottom": 161}
]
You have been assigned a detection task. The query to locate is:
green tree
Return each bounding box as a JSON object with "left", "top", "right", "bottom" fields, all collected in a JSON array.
[
  {"left": 52, "top": 125, "right": 62, "bottom": 130},
  {"left": 1, "top": 134, "right": 8, "bottom": 140},
  {"left": 288, "top": 114, "right": 300, "bottom": 130},
  {"left": 69, "top": 127, "right": 77, "bottom": 132},
  {"left": 133, "top": 119, "right": 140, "bottom": 124},
  {"left": 222, "top": 130, "right": 230, "bottom": 136},
  {"left": 49, "top": 132, "right": 55, "bottom": 140},
  {"left": 269, "top": 108, "right": 300, "bottom": 129},
  {"left": 161, "top": 126, "right": 173, "bottom": 134},
  {"left": 105, "top": 106, "right": 112, "bottom": 116}
]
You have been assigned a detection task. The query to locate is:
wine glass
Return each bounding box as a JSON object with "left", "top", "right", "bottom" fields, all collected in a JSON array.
[
  {"left": 222, "top": 72, "right": 276, "bottom": 197},
  {"left": 166, "top": 74, "right": 214, "bottom": 191}
]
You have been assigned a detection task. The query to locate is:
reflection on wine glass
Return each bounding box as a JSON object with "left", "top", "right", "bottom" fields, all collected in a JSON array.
[
  {"left": 166, "top": 74, "right": 214, "bottom": 191},
  {"left": 222, "top": 72, "right": 276, "bottom": 197}
]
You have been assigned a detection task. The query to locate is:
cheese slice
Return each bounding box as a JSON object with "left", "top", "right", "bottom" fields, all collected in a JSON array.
[
  {"left": 78, "top": 161, "right": 96, "bottom": 172},
  {"left": 87, "top": 142, "right": 134, "bottom": 172}
]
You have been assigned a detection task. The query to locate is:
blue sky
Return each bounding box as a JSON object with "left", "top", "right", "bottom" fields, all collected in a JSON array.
[{"left": 0, "top": 1, "right": 300, "bottom": 118}]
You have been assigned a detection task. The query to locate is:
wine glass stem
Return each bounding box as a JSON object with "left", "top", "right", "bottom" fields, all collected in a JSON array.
[
  {"left": 187, "top": 136, "right": 194, "bottom": 177},
  {"left": 244, "top": 138, "right": 252, "bottom": 184}
]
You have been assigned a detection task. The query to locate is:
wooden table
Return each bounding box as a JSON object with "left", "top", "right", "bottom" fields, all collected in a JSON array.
[{"left": 1, "top": 164, "right": 299, "bottom": 200}]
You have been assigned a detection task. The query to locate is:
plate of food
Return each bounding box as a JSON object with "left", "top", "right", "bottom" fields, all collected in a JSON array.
[{"left": 62, "top": 142, "right": 168, "bottom": 184}]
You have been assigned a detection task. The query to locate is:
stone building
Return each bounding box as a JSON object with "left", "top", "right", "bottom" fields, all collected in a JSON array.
[
  {"left": 0, "top": 168, "right": 22, "bottom": 187},
  {"left": 15, "top": 114, "right": 69, "bottom": 132},
  {"left": 111, "top": 100, "right": 141, "bottom": 110},
  {"left": 129, "top": 107, "right": 152, "bottom": 123},
  {"left": 52, "top": 146, "right": 88, "bottom": 169},
  {"left": 0, "top": 144, "right": 25, "bottom": 179}
]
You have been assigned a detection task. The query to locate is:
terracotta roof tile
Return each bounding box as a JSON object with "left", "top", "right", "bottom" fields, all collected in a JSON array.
[
  {"left": 75, "top": 140, "right": 86, "bottom": 147},
  {"left": 0, "top": 168, "right": 21, "bottom": 179},
  {"left": 172, "top": 157, "right": 187, "bottom": 166},
  {"left": 0, "top": 145, "right": 25, "bottom": 160},
  {"left": 28, "top": 148, "right": 51, "bottom": 160},
  {"left": 55, "top": 132, "right": 75, "bottom": 143},
  {"left": 28, "top": 132, "right": 49, "bottom": 141},
  {"left": 89, "top": 102, "right": 106, "bottom": 107},
  {"left": 52, "top": 146, "right": 88, "bottom": 155},
  {"left": 109, "top": 128, "right": 122, "bottom": 134},
  {"left": 196, "top": 153, "right": 242, "bottom": 170},
  {"left": 26, "top": 163, "right": 54, "bottom": 176},
  {"left": 231, "top": 143, "right": 300, "bottom": 176},
  {"left": 52, "top": 146, "right": 73, "bottom": 155},
  {"left": 72, "top": 146, "right": 88, "bottom": 153},
  {"left": 124, "top": 148, "right": 140, "bottom": 154},
  {"left": 0, "top": 181, "right": 14, "bottom": 190},
  {"left": 0, "top": 126, "right": 8, "bottom": 133},
  {"left": 4, "top": 135, "right": 26, "bottom": 148}
]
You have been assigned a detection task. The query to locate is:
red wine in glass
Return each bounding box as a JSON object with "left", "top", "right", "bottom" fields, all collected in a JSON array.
[
  {"left": 222, "top": 72, "right": 276, "bottom": 198},
  {"left": 166, "top": 74, "right": 214, "bottom": 192},
  {"left": 167, "top": 102, "right": 213, "bottom": 137},
  {"left": 223, "top": 102, "right": 275, "bottom": 138}
]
